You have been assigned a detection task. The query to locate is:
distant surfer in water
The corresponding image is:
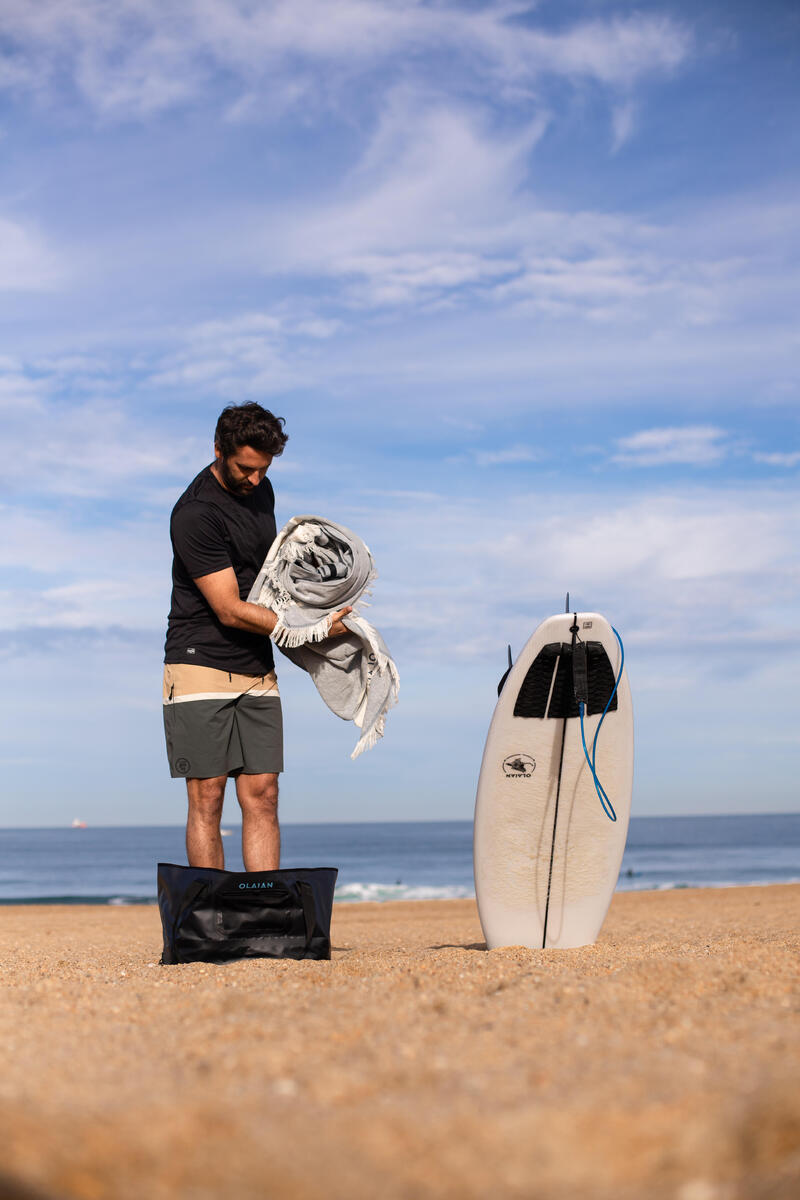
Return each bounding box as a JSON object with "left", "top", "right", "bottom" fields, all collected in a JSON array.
[{"left": 162, "top": 403, "right": 351, "bottom": 871}]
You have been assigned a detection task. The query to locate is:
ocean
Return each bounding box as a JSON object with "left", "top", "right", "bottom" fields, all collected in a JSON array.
[{"left": 0, "top": 814, "right": 798, "bottom": 904}]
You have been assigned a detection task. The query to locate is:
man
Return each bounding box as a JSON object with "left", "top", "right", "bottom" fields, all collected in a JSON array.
[{"left": 163, "top": 402, "right": 350, "bottom": 871}]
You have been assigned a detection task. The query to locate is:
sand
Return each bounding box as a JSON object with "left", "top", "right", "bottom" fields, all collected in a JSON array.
[{"left": 0, "top": 885, "right": 798, "bottom": 1200}]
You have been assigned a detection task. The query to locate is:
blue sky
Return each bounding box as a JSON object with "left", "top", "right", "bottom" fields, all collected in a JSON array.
[{"left": 1, "top": 0, "right": 798, "bottom": 826}]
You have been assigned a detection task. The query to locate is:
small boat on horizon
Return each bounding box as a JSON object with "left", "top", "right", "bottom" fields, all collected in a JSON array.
[{"left": 71, "top": 819, "right": 88, "bottom": 829}]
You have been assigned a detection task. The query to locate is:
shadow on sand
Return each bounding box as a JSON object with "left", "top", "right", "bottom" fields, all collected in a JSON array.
[{"left": 428, "top": 942, "right": 487, "bottom": 952}]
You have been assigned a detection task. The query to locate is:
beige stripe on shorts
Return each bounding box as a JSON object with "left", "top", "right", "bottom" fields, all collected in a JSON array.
[{"left": 163, "top": 663, "right": 280, "bottom": 704}]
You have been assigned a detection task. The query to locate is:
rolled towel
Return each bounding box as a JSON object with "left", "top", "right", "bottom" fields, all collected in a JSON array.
[{"left": 247, "top": 515, "right": 399, "bottom": 759}]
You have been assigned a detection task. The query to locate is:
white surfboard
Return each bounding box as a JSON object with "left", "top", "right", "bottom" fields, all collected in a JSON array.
[{"left": 474, "top": 611, "right": 633, "bottom": 949}]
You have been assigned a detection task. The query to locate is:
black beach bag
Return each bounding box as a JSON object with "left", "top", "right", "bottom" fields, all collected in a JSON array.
[{"left": 157, "top": 863, "right": 338, "bottom": 964}]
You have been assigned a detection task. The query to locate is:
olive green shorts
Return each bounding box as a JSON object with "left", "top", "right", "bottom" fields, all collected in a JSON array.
[{"left": 163, "top": 663, "right": 283, "bottom": 779}]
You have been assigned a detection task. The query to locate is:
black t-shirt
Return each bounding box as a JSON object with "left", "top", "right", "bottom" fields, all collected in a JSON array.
[{"left": 164, "top": 465, "right": 276, "bottom": 674}]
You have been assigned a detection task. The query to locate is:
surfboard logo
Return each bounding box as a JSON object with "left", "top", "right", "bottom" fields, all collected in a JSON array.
[{"left": 503, "top": 754, "right": 536, "bottom": 777}]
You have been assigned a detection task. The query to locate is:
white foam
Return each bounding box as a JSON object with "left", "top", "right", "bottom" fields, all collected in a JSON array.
[
  {"left": 616, "top": 876, "right": 800, "bottom": 893},
  {"left": 334, "top": 881, "right": 474, "bottom": 904}
]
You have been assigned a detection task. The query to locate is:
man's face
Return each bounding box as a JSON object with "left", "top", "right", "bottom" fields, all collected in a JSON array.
[{"left": 214, "top": 443, "right": 273, "bottom": 495}]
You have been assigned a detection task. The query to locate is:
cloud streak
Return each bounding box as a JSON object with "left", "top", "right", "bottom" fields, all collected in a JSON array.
[
  {"left": 0, "top": 217, "right": 66, "bottom": 291},
  {"left": 359, "top": 484, "right": 800, "bottom": 674},
  {"left": 224, "top": 90, "right": 799, "bottom": 336},
  {"left": 0, "top": 2, "right": 693, "bottom": 119},
  {"left": 3, "top": 479, "right": 797, "bottom": 670},
  {"left": 612, "top": 426, "right": 729, "bottom": 467},
  {"left": 473, "top": 445, "right": 540, "bottom": 467},
  {"left": 753, "top": 450, "right": 800, "bottom": 468}
]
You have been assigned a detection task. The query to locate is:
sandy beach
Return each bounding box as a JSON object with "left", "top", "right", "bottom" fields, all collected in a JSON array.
[{"left": 0, "top": 885, "right": 798, "bottom": 1200}]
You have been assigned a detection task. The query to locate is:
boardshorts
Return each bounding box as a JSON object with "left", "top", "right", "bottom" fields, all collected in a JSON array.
[{"left": 163, "top": 664, "right": 283, "bottom": 779}]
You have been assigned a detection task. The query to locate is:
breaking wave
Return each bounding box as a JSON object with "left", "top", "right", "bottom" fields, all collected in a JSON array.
[{"left": 334, "top": 881, "right": 474, "bottom": 903}]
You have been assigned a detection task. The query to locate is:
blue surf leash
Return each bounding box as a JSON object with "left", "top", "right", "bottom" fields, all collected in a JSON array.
[{"left": 577, "top": 625, "right": 624, "bottom": 822}]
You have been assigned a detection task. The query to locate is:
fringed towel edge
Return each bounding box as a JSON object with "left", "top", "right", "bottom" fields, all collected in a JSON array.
[{"left": 271, "top": 613, "right": 333, "bottom": 648}]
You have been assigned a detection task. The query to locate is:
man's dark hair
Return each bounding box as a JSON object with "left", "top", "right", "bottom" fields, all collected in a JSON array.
[{"left": 214, "top": 403, "right": 289, "bottom": 458}]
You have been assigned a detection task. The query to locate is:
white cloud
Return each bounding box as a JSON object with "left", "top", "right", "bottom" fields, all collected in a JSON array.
[
  {"left": 0, "top": 505, "right": 170, "bottom": 635},
  {"left": 1, "top": 4, "right": 774, "bottom": 348},
  {"left": 5, "top": 471, "right": 796, "bottom": 666},
  {"left": 2, "top": 474, "right": 796, "bottom": 827},
  {"left": 259, "top": 97, "right": 544, "bottom": 306},
  {"left": 0, "top": 216, "right": 65, "bottom": 291},
  {"left": 610, "top": 99, "right": 636, "bottom": 151},
  {"left": 1, "top": 364, "right": 205, "bottom": 498},
  {"left": 0, "top": 364, "right": 49, "bottom": 409},
  {"left": 0, "top": 2, "right": 693, "bottom": 120},
  {"left": 473, "top": 445, "right": 540, "bottom": 467},
  {"left": 245, "top": 99, "right": 660, "bottom": 317},
  {"left": 502, "top": 15, "right": 690, "bottom": 87},
  {"left": 612, "top": 426, "right": 728, "bottom": 467},
  {"left": 216, "top": 82, "right": 795, "bottom": 331},
  {"left": 149, "top": 309, "right": 343, "bottom": 395},
  {"left": 753, "top": 450, "right": 800, "bottom": 468},
  {"left": 348, "top": 483, "right": 799, "bottom": 671}
]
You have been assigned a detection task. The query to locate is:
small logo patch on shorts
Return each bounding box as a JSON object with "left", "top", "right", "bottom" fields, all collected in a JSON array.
[{"left": 175, "top": 757, "right": 191, "bottom": 775}]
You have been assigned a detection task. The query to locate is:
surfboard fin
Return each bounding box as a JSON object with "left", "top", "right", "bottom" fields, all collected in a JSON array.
[{"left": 497, "top": 645, "right": 513, "bottom": 695}]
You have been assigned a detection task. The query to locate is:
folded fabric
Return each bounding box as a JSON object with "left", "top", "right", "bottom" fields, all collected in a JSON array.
[{"left": 247, "top": 515, "right": 399, "bottom": 759}]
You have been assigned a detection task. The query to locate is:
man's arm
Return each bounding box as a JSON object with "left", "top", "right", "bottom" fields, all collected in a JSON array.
[{"left": 194, "top": 568, "right": 351, "bottom": 637}]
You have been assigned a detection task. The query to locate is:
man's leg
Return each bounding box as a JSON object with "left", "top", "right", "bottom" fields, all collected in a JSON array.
[
  {"left": 235, "top": 773, "right": 280, "bottom": 871},
  {"left": 186, "top": 776, "right": 227, "bottom": 868}
]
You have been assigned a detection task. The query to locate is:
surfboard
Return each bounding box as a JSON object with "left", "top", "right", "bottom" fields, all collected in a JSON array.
[{"left": 473, "top": 611, "right": 633, "bottom": 949}]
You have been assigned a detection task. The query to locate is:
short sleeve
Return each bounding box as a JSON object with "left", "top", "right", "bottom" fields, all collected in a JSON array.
[{"left": 171, "top": 502, "right": 232, "bottom": 578}]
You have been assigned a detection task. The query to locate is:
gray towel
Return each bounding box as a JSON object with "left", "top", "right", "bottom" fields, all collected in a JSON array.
[{"left": 247, "top": 515, "right": 399, "bottom": 759}]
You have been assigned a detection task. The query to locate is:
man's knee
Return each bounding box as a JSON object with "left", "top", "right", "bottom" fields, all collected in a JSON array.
[{"left": 237, "top": 774, "right": 279, "bottom": 816}]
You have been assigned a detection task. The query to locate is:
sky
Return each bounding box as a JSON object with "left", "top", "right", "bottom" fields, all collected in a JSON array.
[{"left": 1, "top": 0, "right": 798, "bottom": 827}]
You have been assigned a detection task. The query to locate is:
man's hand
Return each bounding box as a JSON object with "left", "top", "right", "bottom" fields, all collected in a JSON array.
[{"left": 327, "top": 607, "right": 353, "bottom": 637}]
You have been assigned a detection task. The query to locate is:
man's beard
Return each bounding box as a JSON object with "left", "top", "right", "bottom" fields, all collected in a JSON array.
[{"left": 219, "top": 457, "right": 255, "bottom": 495}]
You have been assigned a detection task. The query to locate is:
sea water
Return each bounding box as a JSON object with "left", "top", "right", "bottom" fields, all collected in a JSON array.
[{"left": 0, "top": 814, "right": 798, "bottom": 904}]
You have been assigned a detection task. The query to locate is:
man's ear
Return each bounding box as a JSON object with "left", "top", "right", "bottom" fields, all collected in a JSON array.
[{"left": 213, "top": 443, "right": 222, "bottom": 461}]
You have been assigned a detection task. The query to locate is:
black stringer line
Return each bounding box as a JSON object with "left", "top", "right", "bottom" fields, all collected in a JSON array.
[{"left": 541, "top": 614, "right": 579, "bottom": 949}]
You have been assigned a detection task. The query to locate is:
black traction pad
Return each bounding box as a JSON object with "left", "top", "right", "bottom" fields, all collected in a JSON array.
[{"left": 513, "top": 641, "right": 618, "bottom": 719}]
